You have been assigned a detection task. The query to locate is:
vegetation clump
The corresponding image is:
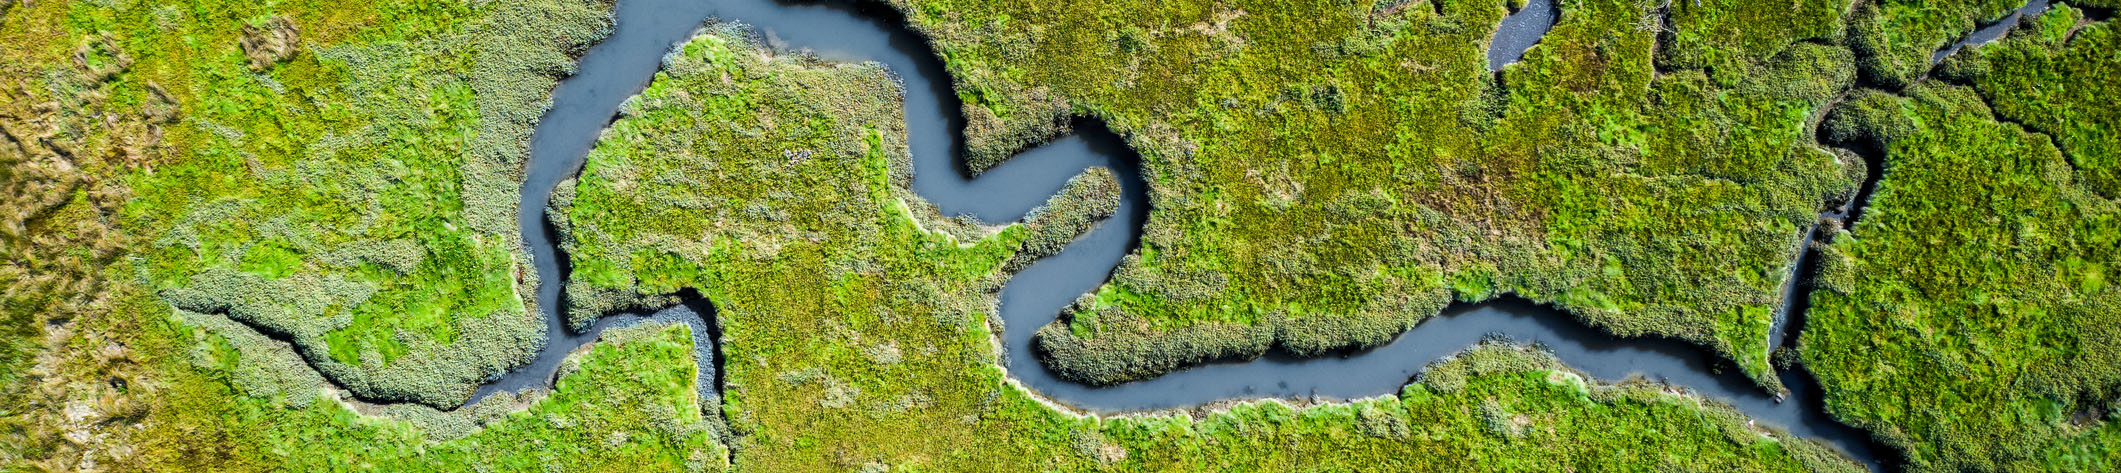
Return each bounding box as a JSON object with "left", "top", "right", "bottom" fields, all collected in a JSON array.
[
  {"left": 1806, "top": 63, "right": 2121, "bottom": 469},
  {"left": 1848, "top": 0, "right": 2024, "bottom": 88},
  {"left": 1847, "top": 0, "right": 2121, "bottom": 89},
  {"left": 1006, "top": 167, "right": 1122, "bottom": 271},
  {"left": 1936, "top": 4, "right": 2121, "bottom": 199},
  {"left": 237, "top": 15, "right": 300, "bottom": 71},
  {"left": 171, "top": 309, "right": 729, "bottom": 471}
]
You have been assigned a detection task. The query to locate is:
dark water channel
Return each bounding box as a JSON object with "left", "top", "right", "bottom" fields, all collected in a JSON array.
[
  {"left": 451, "top": 0, "right": 1898, "bottom": 468},
  {"left": 1488, "top": 0, "right": 1558, "bottom": 70},
  {"left": 1933, "top": 0, "right": 2052, "bottom": 63}
]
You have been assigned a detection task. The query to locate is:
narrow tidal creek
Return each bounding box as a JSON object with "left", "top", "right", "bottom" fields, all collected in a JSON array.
[
  {"left": 1488, "top": 0, "right": 1558, "bottom": 71},
  {"left": 1933, "top": 0, "right": 2052, "bottom": 63},
  {"left": 369, "top": 0, "right": 1899, "bottom": 468}
]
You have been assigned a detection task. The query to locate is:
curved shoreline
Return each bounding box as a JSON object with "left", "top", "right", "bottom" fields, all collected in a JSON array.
[{"left": 196, "top": 0, "right": 1893, "bottom": 469}]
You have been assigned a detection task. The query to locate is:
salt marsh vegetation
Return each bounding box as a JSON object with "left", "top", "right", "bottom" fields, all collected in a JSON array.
[{"left": 556, "top": 28, "right": 1858, "bottom": 473}]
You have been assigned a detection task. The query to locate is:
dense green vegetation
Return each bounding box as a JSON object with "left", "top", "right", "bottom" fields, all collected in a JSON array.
[
  {"left": 0, "top": 0, "right": 617, "bottom": 408},
  {"left": 3, "top": 0, "right": 723, "bottom": 469},
  {"left": 885, "top": 0, "right": 1861, "bottom": 392},
  {"left": 7, "top": 0, "right": 2119, "bottom": 470},
  {"left": 554, "top": 28, "right": 1858, "bottom": 472},
  {"left": 143, "top": 0, "right": 607, "bottom": 407},
  {"left": 1937, "top": 4, "right": 2121, "bottom": 199},
  {"left": 1801, "top": 5, "right": 2121, "bottom": 470},
  {"left": 862, "top": 1, "right": 2121, "bottom": 468},
  {"left": 152, "top": 313, "right": 727, "bottom": 471},
  {"left": 1851, "top": 0, "right": 2120, "bottom": 89},
  {"left": 1850, "top": 0, "right": 2025, "bottom": 89},
  {"left": 1808, "top": 86, "right": 2121, "bottom": 470}
]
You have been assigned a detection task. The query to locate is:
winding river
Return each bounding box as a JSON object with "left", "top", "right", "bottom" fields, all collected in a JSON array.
[{"left": 411, "top": 0, "right": 1901, "bottom": 469}]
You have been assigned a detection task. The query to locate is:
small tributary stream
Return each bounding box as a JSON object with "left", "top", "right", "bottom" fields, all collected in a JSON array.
[
  {"left": 399, "top": 0, "right": 1902, "bottom": 469},
  {"left": 1933, "top": 0, "right": 2052, "bottom": 63},
  {"left": 1488, "top": 0, "right": 1558, "bottom": 70}
]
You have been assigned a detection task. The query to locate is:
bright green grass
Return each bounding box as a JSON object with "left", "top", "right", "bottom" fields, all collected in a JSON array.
[
  {"left": 141, "top": 303, "right": 726, "bottom": 471},
  {"left": 557, "top": 29, "right": 1858, "bottom": 472},
  {"left": 1849, "top": 0, "right": 2025, "bottom": 88},
  {"left": 1, "top": 2, "right": 736, "bottom": 468},
  {"left": 0, "top": 0, "right": 613, "bottom": 407},
  {"left": 892, "top": 0, "right": 2121, "bottom": 469},
  {"left": 881, "top": 0, "right": 1862, "bottom": 393},
  {"left": 1805, "top": 78, "right": 2121, "bottom": 469},
  {"left": 1847, "top": 0, "right": 2121, "bottom": 89},
  {"left": 1939, "top": 4, "right": 2121, "bottom": 199},
  {"left": 7, "top": 0, "right": 2112, "bottom": 470}
]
